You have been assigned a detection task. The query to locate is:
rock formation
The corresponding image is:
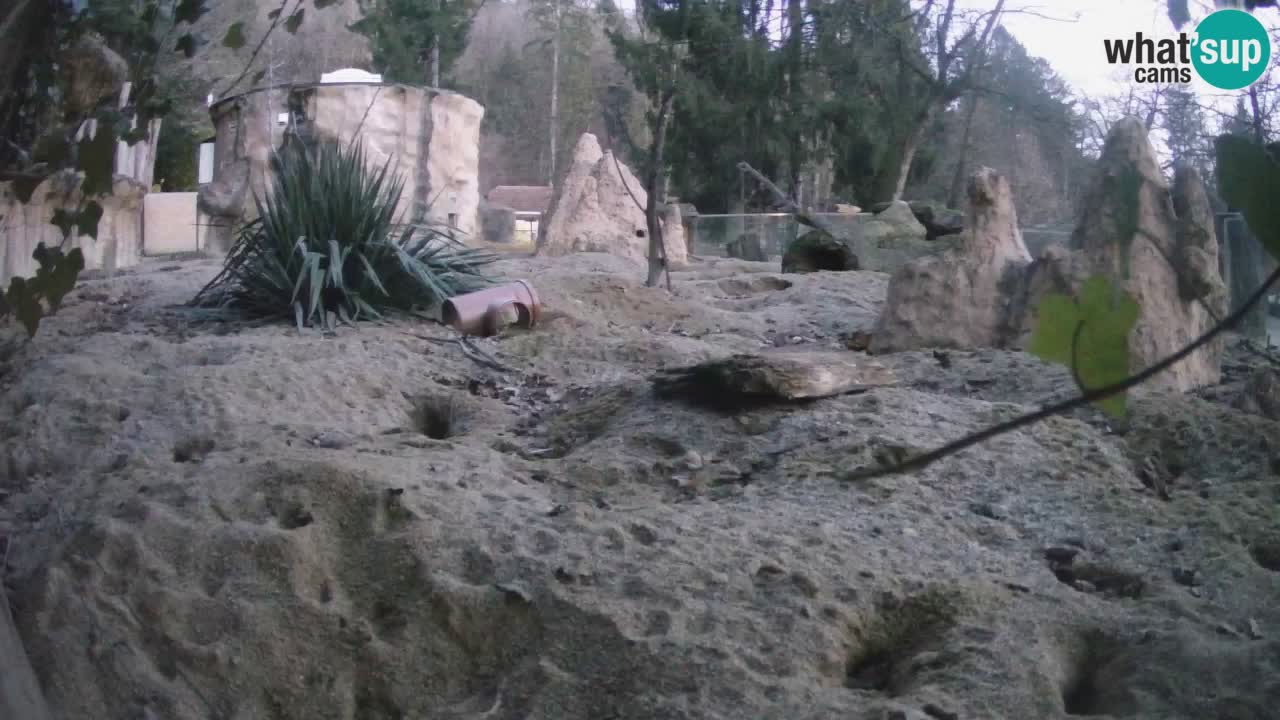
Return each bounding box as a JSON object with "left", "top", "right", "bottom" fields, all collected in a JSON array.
[
  {"left": 871, "top": 118, "right": 1228, "bottom": 393},
  {"left": 782, "top": 230, "right": 859, "bottom": 273},
  {"left": 1, "top": 172, "right": 145, "bottom": 284},
  {"left": 825, "top": 200, "right": 950, "bottom": 274},
  {"left": 870, "top": 168, "right": 1031, "bottom": 353},
  {"left": 199, "top": 84, "right": 484, "bottom": 254},
  {"left": 478, "top": 201, "right": 516, "bottom": 244},
  {"left": 537, "top": 133, "right": 688, "bottom": 266},
  {"left": 59, "top": 33, "right": 128, "bottom": 117},
  {"left": 1020, "top": 118, "right": 1226, "bottom": 391},
  {"left": 870, "top": 200, "right": 966, "bottom": 241}
]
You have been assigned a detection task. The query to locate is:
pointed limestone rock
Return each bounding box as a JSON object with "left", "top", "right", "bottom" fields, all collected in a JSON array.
[
  {"left": 536, "top": 133, "right": 687, "bottom": 266},
  {"left": 1020, "top": 117, "right": 1226, "bottom": 391},
  {"left": 870, "top": 167, "right": 1031, "bottom": 353}
]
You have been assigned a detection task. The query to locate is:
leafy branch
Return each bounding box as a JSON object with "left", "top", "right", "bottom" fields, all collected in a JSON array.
[
  {"left": 847, "top": 264, "right": 1280, "bottom": 481},
  {"left": 848, "top": 133, "right": 1280, "bottom": 481}
]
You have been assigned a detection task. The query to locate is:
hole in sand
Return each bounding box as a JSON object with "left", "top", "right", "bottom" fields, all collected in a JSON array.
[
  {"left": 277, "top": 503, "right": 314, "bottom": 530},
  {"left": 172, "top": 436, "right": 215, "bottom": 463},
  {"left": 1247, "top": 538, "right": 1280, "bottom": 572},
  {"left": 1061, "top": 631, "right": 1128, "bottom": 717},
  {"left": 844, "top": 587, "right": 961, "bottom": 695},
  {"left": 716, "top": 276, "right": 794, "bottom": 295},
  {"left": 407, "top": 393, "right": 464, "bottom": 439}
]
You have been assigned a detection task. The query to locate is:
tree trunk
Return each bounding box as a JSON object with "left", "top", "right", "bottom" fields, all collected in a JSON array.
[
  {"left": 645, "top": 87, "right": 676, "bottom": 288},
  {"left": 431, "top": 0, "right": 442, "bottom": 87},
  {"left": 870, "top": 108, "right": 931, "bottom": 204},
  {"left": 548, "top": 0, "right": 561, "bottom": 186},
  {"left": 946, "top": 93, "right": 980, "bottom": 208},
  {"left": 1249, "top": 85, "right": 1266, "bottom": 143}
]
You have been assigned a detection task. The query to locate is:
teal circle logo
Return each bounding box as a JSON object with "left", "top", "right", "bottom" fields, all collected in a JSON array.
[{"left": 1192, "top": 9, "right": 1271, "bottom": 90}]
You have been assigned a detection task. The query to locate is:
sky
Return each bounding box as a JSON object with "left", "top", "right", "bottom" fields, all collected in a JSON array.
[
  {"left": 957, "top": 0, "right": 1226, "bottom": 98},
  {"left": 612, "top": 0, "right": 1259, "bottom": 101}
]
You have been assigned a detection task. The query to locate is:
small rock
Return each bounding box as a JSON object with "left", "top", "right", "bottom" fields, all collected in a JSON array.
[
  {"left": 1044, "top": 546, "right": 1080, "bottom": 565},
  {"left": 1215, "top": 622, "right": 1243, "bottom": 639},
  {"left": 1074, "top": 580, "right": 1097, "bottom": 593},
  {"left": 1247, "top": 619, "right": 1263, "bottom": 639},
  {"left": 546, "top": 504, "right": 571, "bottom": 517},
  {"left": 682, "top": 450, "right": 704, "bottom": 470},
  {"left": 309, "top": 432, "right": 353, "bottom": 449},
  {"left": 922, "top": 704, "right": 959, "bottom": 720},
  {"left": 1171, "top": 566, "right": 1202, "bottom": 587},
  {"left": 494, "top": 582, "right": 533, "bottom": 604}
]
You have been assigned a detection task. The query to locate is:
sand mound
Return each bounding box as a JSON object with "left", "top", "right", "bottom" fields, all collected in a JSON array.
[{"left": 2, "top": 255, "right": 1279, "bottom": 719}]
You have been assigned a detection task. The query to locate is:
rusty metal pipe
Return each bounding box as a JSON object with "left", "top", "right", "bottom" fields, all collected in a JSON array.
[{"left": 441, "top": 280, "right": 541, "bottom": 337}]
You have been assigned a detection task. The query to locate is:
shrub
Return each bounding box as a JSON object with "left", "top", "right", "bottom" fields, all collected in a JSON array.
[{"left": 191, "top": 139, "right": 497, "bottom": 326}]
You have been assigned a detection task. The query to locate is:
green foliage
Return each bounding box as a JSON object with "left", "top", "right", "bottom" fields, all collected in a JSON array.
[
  {"left": 222, "top": 22, "right": 246, "bottom": 49},
  {"left": 1216, "top": 134, "right": 1280, "bottom": 261},
  {"left": 0, "top": 244, "right": 87, "bottom": 338},
  {"left": 1028, "top": 276, "right": 1140, "bottom": 418},
  {"left": 285, "top": 8, "right": 306, "bottom": 34},
  {"left": 191, "top": 140, "right": 498, "bottom": 327},
  {"left": 351, "top": 0, "right": 481, "bottom": 84},
  {"left": 607, "top": 0, "right": 924, "bottom": 210},
  {"left": 153, "top": 118, "right": 201, "bottom": 191}
]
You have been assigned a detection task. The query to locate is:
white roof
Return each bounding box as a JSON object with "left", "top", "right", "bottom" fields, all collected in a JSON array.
[{"left": 320, "top": 68, "right": 383, "bottom": 84}]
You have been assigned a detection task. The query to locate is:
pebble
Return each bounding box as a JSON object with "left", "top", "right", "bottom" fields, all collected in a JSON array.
[
  {"left": 682, "top": 450, "right": 705, "bottom": 470},
  {"left": 1044, "top": 546, "right": 1080, "bottom": 564},
  {"left": 1171, "top": 567, "right": 1202, "bottom": 587}
]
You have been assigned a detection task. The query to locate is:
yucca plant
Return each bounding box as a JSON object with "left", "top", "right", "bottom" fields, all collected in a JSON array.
[{"left": 191, "top": 138, "right": 498, "bottom": 327}]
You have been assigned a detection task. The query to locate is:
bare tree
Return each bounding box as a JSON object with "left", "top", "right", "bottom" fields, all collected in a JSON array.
[{"left": 870, "top": 0, "right": 1008, "bottom": 202}]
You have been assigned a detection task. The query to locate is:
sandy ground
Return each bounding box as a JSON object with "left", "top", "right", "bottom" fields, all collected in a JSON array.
[{"left": 1, "top": 252, "right": 1278, "bottom": 720}]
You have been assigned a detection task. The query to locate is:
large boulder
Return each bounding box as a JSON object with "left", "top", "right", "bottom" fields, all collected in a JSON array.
[
  {"left": 536, "top": 133, "right": 688, "bottom": 267},
  {"left": 59, "top": 33, "right": 128, "bottom": 116},
  {"left": 870, "top": 200, "right": 965, "bottom": 241},
  {"left": 782, "top": 229, "right": 859, "bottom": 273},
  {"left": 828, "top": 201, "right": 952, "bottom": 273},
  {"left": 870, "top": 168, "right": 1031, "bottom": 353},
  {"left": 871, "top": 119, "right": 1228, "bottom": 393},
  {"left": 1019, "top": 118, "right": 1226, "bottom": 391}
]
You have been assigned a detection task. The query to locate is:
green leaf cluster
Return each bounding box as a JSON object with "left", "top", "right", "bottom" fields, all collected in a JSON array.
[
  {"left": 1216, "top": 134, "right": 1280, "bottom": 261},
  {"left": 1028, "top": 275, "right": 1140, "bottom": 418},
  {"left": 190, "top": 140, "right": 499, "bottom": 328},
  {"left": 350, "top": 0, "right": 482, "bottom": 85},
  {"left": 0, "top": 244, "right": 87, "bottom": 338}
]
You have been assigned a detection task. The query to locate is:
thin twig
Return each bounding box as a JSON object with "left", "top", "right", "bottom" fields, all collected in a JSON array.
[
  {"left": 847, "top": 264, "right": 1280, "bottom": 481},
  {"left": 218, "top": 0, "right": 304, "bottom": 98}
]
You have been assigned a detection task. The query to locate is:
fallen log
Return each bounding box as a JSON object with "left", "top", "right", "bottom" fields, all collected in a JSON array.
[{"left": 652, "top": 351, "right": 895, "bottom": 409}]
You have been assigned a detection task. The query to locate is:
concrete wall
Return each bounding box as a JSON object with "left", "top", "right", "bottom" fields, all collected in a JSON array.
[
  {"left": 200, "top": 82, "right": 485, "bottom": 252},
  {"left": 1, "top": 172, "right": 144, "bottom": 284},
  {"left": 143, "top": 192, "right": 212, "bottom": 255}
]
